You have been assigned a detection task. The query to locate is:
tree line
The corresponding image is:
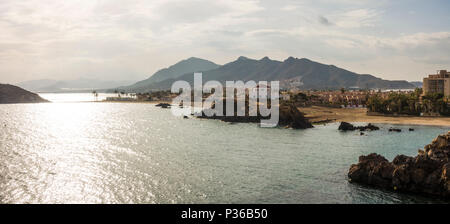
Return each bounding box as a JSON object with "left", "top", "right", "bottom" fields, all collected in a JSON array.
[{"left": 366, "top": 88, "right": 450, "bottom": 116}]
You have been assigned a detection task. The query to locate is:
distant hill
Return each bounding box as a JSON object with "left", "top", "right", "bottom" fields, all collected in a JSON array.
[
  {"left": 0, "top": 84, "right": 48, "bottom": 104},
  {"left": 17, "top": 78, "right": 135, "bottom": 93},
  {"left": 124, "top": 56, "right": 415, "bottom": 92},
  {"left": 119, "top": 57, "right": 220, "bottom": 92},
  {"left": 410, "top": 81, "right": 423, "bottom": 88}
]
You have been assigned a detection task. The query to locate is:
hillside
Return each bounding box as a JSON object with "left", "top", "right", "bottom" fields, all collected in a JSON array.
[
  {"left": 0, "top": 84, "right": 49, "bottom": 104},
  {"left": 125, "top": 56, "right": 415, "bottom": 92},
  {"left": 120, "top": 57, "right": 220, "bottom": 92},
  {"left": 410, "top": 81, "right": 423, "bottom": 88}
]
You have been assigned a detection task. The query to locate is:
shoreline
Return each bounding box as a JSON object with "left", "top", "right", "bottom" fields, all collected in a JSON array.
[
  {"left": 89, "top": 100, "right": 450, "bottom": 127},
  {"left": 300, "top": 106, "right": 450, "bottom": 127}
]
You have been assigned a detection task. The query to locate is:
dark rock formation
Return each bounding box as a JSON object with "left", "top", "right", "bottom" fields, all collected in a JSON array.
[
  {"left": 278, "top": 103, "right": 314, "bottom": 129},
  {"left": 198, "top": 102, "right": 313, "bottom": 129},
  {"left": 155, "top": 103, "right": 171, "bottom": 108},
  {"left": 338, "top": 122, "right": 380, "bottom": 131},
  {"left": 0, "top": 84, "right": 48, "bottom": 104},
  {"left": 348, "top": 131, "right": 450, "bottom": 199},
  {"left": 338, "top": 122, "right": 354, "bottom": 131},
  {"left": 409, "top": 128, "right": 415, "bottom": 131},
  {"left": 389, "top": 128, "right": 402, "bottom": 132}
]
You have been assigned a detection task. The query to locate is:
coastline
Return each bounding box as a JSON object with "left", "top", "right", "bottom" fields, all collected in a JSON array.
[
  {"left": 99, "top": 100, "right": 450, "bottom": 127},
  {"left": 300, "top": 106, "right": 450, "bottom": 127}
]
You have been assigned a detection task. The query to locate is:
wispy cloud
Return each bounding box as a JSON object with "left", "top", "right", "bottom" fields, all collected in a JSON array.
[
  {"left": 333, "top": 9, "right": 381, "bottom": 28},
  {"left": 318, "top": 16, "right": 333, "bottom": 26}
]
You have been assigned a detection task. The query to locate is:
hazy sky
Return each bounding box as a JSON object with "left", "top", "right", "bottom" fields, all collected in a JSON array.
[{"left": 0, "top": 0, "right": 449, "bottom": 83}]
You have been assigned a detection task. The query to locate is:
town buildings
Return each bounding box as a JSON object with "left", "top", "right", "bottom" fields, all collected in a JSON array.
[{"left": 423, "top": 70, "right": 450, "bottom": 98}]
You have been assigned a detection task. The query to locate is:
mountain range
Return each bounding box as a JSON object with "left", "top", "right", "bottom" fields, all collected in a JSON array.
[{"left": 117, "top": 56, "right": 416, "bottom": 93}]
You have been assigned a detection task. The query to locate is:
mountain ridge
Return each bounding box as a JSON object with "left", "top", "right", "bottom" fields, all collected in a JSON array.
[
  {"left": 119, "top": 56, "right": 415, "bottom": 92},
  {"left": 119, "top": 57, "right": 220, "bottom": 91}
]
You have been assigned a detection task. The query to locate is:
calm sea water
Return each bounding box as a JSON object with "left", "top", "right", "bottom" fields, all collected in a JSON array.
[
  {"left": 38, "top": 93, "right": 126, "bottom": 103},
  {"left": 0, "top": 94, "right": 449, "bottom": 204}
]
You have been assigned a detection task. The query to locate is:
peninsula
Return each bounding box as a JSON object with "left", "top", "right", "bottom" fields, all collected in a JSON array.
[{"left": 0, "top": 84, "right": 48, "bottom": 104}]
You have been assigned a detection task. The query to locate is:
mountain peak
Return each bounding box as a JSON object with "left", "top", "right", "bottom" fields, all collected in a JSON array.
[
  {"left": 260, "top": 56, "right": 270, "bottom": 61},
  {"left": 186, "top": 56, "right": 204, "bottom": 61},
  {"left": 237, "top": 56, "right": 250, "bottom": 61},
  {"left": 118, "top": 57, "right": 220, "bottom": 91},
  {"left": 284, "top": 56, "right": 296, "bottom": 62}
]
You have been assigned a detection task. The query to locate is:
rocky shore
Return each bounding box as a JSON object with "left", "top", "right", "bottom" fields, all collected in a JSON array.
[
  {"left": 0, "top": 84, "right": 48, "bottom": 104},
  {"left": 348, "top": 131, "right": 450, "bottom": 199},
  {"left": 198, "top": 102, "right": 313, "bottom": 129}
]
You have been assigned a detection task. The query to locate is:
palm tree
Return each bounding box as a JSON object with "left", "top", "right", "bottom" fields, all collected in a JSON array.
[{"left": 92, "top": 90, "right": 98, "bottom": 101}]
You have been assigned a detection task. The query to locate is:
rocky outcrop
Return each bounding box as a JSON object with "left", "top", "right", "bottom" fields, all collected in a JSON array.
[
  {"left": 338, "top": 122, "right": 380, "bottom": 131},
  {"left": 155, "top": 103, "right": 171, "bottom": 108},
  {"left": 278, "top": 103, "right": 314, "bottom": 129},
  {"left": 0, "top": 84, "right": 48, "bottom": 104},
  {"left": 198, "top": 102, "right": 313, "bottom": 129},
  {"left": 348, "top": 132, "right": 450, "bottom": 199}
]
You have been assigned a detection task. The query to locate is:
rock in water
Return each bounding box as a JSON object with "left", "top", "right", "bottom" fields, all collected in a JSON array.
[
  {"left": 278, "top": 103, "right": 313, "bottom": 129},
  {"left": 198, "top": 102, "right": 313, "bottom": 129},
  {"left": 348, "top": 131, "right": 450, "bottom": 199},
  {"left": 338, "top": 122, "right": 380, "bottom": 131},
  {"left": 155, "top": 103, "right": 171, "bottom": 108},
  {"left": 338, "top": 122, "right": 355, "bottom": 131}
]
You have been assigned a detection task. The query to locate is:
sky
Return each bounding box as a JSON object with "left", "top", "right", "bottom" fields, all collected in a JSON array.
[{"left": 0, "top": 0, "right": 449, "bottom": 84}]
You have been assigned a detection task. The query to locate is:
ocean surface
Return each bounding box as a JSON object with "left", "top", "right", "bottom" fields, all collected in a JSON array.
[
  {"left": 38, "top": 92, "right": 127, "bottom": 103},
  {"left": 0, "top": 93, "right": 449, "bottom": 204}
]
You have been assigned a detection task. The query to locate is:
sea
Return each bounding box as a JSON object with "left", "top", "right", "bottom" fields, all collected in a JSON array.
[{"left": 0, "top": 93, "right": 448, "bottom": 203}]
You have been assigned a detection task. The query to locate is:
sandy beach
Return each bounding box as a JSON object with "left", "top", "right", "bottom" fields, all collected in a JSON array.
[{"left": 300, "top": 106, "right": 450, "bottom": 127}]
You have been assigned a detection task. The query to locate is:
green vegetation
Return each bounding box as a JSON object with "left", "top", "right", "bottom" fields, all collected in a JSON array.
[{"left": 366, "top": 88, "right": 450, "bottom": 116}]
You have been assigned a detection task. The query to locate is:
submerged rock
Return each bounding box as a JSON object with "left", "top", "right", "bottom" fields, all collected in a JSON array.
[
  {"left": 389, "top": 128, "right": 402, "bottom": 132},
  {"left": 348, "top": 131, "right": 450, "bottom": 199},
  {"left": 338, "top": 122, "right": 380, "bottom": 131}
]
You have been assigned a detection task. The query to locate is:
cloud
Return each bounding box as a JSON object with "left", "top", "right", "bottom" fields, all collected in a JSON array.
[
  {"left": 318, "top": 16, "right": 332, "bottom": 26},
  {"left": 0, "top": 0, "right": 449, "bottom": 83},
  {"left": 280, "top": 5, "right": 298, "bottom": 11},
  {"left": 334, "top": 9, "right": 380, "bottom": 28}
]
